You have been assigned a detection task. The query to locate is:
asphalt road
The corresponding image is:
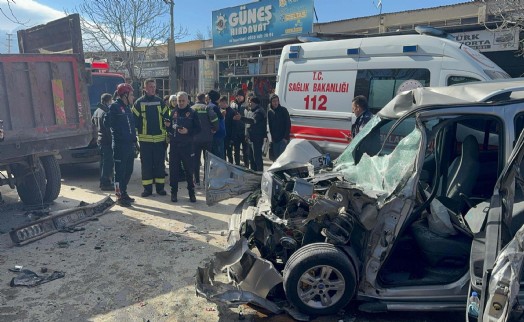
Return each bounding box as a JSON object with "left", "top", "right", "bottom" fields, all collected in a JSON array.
[{"left": 0, "top": 158, "right": 465, "bottom": 322}]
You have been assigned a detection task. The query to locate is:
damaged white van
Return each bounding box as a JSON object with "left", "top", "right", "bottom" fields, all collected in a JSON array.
[
  {"left": 276, "top": 27, "right": 510, "bottom": 156},
  {"left": 198, "top": 79, "right": 524, "bottom": 321}
]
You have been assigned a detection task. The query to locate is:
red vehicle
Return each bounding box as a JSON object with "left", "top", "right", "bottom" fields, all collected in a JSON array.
[{"left": 59, "top": 61, "right": 125, "bottom": 164}]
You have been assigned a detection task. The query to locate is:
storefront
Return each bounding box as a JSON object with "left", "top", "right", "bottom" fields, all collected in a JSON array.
[
  {"left": 450, "top": 28, "right": 522, "bottom": 77},
  {"left": 206, "top": 0, "right": 315, "bottom": 102}
]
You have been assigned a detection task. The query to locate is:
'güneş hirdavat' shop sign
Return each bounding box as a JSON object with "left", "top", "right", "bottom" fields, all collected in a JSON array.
[{"left": 212, "top": 0, "right": 314, "bottom": 48}]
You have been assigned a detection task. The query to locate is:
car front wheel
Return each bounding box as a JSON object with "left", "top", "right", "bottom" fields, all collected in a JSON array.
[{"left": 283, "top": 243, "right": 356, "bottom": 316}]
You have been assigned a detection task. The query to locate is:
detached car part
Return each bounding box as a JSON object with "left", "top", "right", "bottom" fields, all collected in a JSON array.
[{"left": 10, "top": 196, "right": 115, "bottom": 245}]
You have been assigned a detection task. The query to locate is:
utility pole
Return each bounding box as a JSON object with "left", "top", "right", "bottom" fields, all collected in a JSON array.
[
  {"left": 164, "top": 0, "right": 177, "bottom": 94},
  {"left": 6, "top": 33, "right": 13, "bottom": 53}
]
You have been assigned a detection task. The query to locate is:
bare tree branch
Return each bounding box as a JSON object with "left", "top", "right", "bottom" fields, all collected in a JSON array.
[
  {"left": 74, "top": 0, "right": 188, "bottom": 82},
  {"left": 1, "top": 0, "right": 29, "bottom": 25},
  {"left": 194, "top": 26, "right": 212, "bottom": 41},
  {"left": 479, "top": 0, "right": 524, "bottom": 55}
]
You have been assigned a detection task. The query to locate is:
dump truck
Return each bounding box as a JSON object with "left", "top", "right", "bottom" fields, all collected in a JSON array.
[
  {"left": 0, "top": 14, "right": 92, "bottom": 205},
  {"left": 17, "top": 13, "right": 126, "bottom": 165}
]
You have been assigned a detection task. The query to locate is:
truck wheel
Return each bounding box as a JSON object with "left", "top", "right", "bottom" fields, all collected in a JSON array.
[
  {"left": 40, "top": 155, "right": 61, "bottom": 202},
  {"left": 283, "top": 243, "right": 356, "bottom": 316},
  {"left": 14, "top": 159, "right": 46, "bottom": 205}
]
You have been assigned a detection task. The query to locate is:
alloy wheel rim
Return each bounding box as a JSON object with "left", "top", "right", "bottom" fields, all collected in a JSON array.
[{"left": 296, "top": 265, "right": 346, "bottom": 309}]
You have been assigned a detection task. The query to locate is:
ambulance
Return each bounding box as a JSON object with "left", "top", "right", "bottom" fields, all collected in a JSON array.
[{"left": 276, "top": 28, "right": 511, "bottom": 156}]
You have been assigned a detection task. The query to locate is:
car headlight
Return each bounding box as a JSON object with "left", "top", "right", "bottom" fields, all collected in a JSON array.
[{"left": 261, "top": 171, "right": 274, "bottom": 199}]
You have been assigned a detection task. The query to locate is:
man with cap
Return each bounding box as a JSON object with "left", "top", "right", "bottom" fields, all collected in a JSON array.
[{"left": 268, "top": 94, "right": 291, "bottom": 160}]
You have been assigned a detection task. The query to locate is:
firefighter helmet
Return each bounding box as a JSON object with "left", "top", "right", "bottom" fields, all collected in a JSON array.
[{"left": 116, "top": 83, "right": 133, "bottom": 96}]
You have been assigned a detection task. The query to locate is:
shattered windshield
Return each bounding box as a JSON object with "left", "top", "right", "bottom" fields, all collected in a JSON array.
[{"left": 334, "top": 116, "right": 421, "bottom": 195}]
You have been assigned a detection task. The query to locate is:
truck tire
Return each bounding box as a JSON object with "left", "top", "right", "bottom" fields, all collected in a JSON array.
[
  {"left": 14, "top": 159, "right": 46, "bottom": 205},
  {"left": 283, "top": 243, "right": 356, "bottom": 316},
  {"left": 40, "top": 155, "right": 61, "bottom": 202}
]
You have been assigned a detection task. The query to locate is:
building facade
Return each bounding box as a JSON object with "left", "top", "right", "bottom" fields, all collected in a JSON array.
[{"left": 113, "top": 0, "right": 523, "bottom": 101}]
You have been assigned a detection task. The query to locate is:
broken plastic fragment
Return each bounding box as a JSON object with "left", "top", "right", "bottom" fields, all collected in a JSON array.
[{"left": 10, "top": 269, "right": 65, "bottom": 287}]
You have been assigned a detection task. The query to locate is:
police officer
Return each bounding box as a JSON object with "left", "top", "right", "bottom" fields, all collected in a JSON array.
[
  {"left": 106, "top": 83, "right": 137, "bottom": 207},
  {"left": 132, "top": 79, "right": 169, "bottom": 197},
  {"left": 92, "top": 93, "right": 114, "bottom": 191},
  {"left": 351, "top": 95, "right": 373, "bottom": 138},
  {"left": 165, "top": 92, "right": 201, "bottom": 203}
]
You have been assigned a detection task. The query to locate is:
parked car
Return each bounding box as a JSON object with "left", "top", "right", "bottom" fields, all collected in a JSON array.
[{"left": 197, "top": 78, "right": 524, "bottom": 321}]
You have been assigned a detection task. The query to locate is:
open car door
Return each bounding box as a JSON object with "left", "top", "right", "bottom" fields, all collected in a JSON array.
[{"left": 469, "top": 129, "right": 524, "bottom": 322}]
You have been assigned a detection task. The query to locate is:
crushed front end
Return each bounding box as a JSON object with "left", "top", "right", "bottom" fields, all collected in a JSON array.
[{"left": 196, "top": 140, "right": 378, "bottom": 316}]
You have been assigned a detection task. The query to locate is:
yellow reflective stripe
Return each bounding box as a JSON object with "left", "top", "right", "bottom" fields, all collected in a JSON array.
[
  {"left": 138, "top": 134, "right": 166, "bottom": 143},
  {"left": 140, "top": 103, "right": 148, "bottom": 135},
  {"left": 131, "top": 106, "right": 140, "bottom": 117},
  {"left": 157, "top": 105, "right": 166, "bottom": 136},
  {"left": 155, "top": 178, "right": 165, "bottom": 184},
  {"left": 142, "top": 179, "right": 153, "bottom": 185}
]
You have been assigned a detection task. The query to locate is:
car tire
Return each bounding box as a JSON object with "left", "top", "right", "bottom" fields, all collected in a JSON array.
[
  {"left": 40, "top": 155, "right": 61, "bottom": 202},
  {"left": 14, "top": 159, "right": 46, "bottom": 205},
  {"left": 283, "top": 243, "right": 356, "bottom": 316}
]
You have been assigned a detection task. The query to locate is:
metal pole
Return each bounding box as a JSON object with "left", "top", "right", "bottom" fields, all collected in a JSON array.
[{"left": 168, "top": 1, "right": 177, "bottom": 93}]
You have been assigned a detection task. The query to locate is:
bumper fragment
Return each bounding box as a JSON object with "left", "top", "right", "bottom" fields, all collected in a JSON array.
[{"left": 196, "top": 237, "right": 283, "bottom": 314}]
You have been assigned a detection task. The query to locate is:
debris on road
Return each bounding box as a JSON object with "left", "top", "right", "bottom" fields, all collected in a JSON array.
[
  {"left": 8, "top": 265, "right": 23, "bottom": 272},
  {"left": 10, "top": 269, "right": 65, "bottom": 287},
  {"left": 9, "top": 196, "right": 115, "bottom": 246}
]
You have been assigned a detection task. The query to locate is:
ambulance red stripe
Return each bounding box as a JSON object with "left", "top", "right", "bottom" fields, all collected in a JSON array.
[{"left": 290, "top": 125, "right": 351, "bottom": 143}]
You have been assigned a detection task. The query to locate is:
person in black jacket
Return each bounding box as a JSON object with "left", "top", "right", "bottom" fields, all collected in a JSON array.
[
  {"left": 221, "top": 95, "right": 236, "bottom": 164},
  {"left": 227, "top": 89, "right": 249, "bottom": 167},
  {"left": 208, "top": 90, "right": 226, "bottom": 160},
  {"left": 92, "top": 93, "right": 114, "bottom": 191},
  {"left": 234, "top": 96, "right": 267, "bottom": 171},
  {"left": 165, "top": 91, "right": 201, "bottom": 203},
  {"left": 105, "top": 83, "right": 137, "bottom": 207},
  {"left": 192, "top": 93, "right": 218, "bottom": 188},
  {"left": 268, "top": 94, "right": 291, "bottom": 160}
]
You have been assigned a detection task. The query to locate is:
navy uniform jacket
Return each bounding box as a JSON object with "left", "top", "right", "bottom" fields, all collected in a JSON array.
[
  {"left": 92, "top": 103, "right": 112, "bottom": 146},
  {"left": 105, "top": 99, "right": 137, "bottom": 145},
  {"left": 351, "top": 109, "right": 373, "bottom": 138},
  {"left": 167, "top": 106, "right": 201, "bottom": 147}
]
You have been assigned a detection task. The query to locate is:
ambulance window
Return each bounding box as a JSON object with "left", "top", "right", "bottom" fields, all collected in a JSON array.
[
  {"left": 447, "top": 76, "right": 481, "bottom": 86},
  {"left": 355, "top": 69, "right": 430, "bottom": 113}
]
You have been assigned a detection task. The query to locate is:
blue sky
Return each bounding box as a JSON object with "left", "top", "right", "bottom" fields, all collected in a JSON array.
[{"left": 1, "top": 0, "right": 471, "bottom": 52}]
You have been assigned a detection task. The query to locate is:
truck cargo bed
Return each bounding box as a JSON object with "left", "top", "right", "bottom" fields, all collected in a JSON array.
[{"left": 0, "top": 54, "right": 92, "bottom": 163}]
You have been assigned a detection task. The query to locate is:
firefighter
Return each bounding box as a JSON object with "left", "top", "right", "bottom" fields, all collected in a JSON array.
[
  {"left": 105, "top": 83, "right": 137, "bottom": 207},
  {"left": 165, "top": 91, "right": 201, "bottom": 203},
  {"left": 132, "top": 79, "right": 169, "bottom": 197}
]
